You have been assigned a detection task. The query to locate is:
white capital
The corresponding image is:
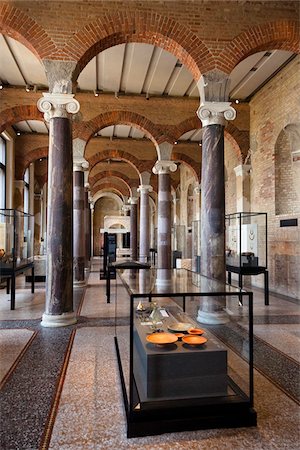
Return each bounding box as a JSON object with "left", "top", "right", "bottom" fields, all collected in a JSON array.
[
  {"left": 73, "top": 159, "right": 89, "bottom": 172},
  {"left": 197, "top": 101, "right": 236, "bottom": 127},
  {"left": 137, "top": 184, "right": 153, "bottom": 194},
  {"left": 128, "top": 197, "right": 139, "bottom": 205},
  {"left": 37, "top": 93, "right": 80, "bottom": 122},
  {"left": 152, "top": 160, "right": 177, "bottom": 175}
]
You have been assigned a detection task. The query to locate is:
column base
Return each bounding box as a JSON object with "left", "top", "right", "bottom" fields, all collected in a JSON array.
[
  {"left": 197, "top": 309, "right": 229, "bottom": 325},
  {"left": 41, "top": 311, "right": 77, "bottom": 328},
  {"left": 73, "top": 279, "right": 87, "bottom": 288}
]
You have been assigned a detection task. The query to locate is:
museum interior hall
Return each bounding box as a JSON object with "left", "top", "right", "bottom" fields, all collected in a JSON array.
[{"left": 0, "top": 1, "right": 299, "bottom": 448}]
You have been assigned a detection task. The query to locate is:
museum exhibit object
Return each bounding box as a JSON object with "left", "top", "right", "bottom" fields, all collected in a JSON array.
[
  {"left": 113, "top": 267, "right": 256, "bottom": 437},
  {"left": 0, "top": 209, "right": 34, "bottom": 309}
]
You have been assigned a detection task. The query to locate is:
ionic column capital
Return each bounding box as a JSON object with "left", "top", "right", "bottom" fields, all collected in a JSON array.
[
  {"left": 152, "top": 160, "right": 177, "bottom": 175},
  {"left": 197, "top": 101, "right": 236, "bottom": 127},
  {"left": 137, "top": 184, "right": 153, "bottom": 194},
  {"left": 194, "top": 183, "right": 201, "bottom": 194},
  {"left": 73, "top": 159, "right": 89, "bottom": 172},
  {"left": 234, "top": 164, "right": 251, "bottom": 177},
  {"left": 37, "top": 93, "right": 80, "bottom": 122},
  {"left": 128, "top": 196, "right": 139, "bottom": 205}
]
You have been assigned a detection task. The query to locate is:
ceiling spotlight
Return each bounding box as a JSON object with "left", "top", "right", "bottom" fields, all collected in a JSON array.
[
  {"left": 39, "top": 158, "right": 43, "bottom": 162},
  {"left": 174, "top": 141, "right": 178, "bottom": 145},
  {"left": 25, "top": 84, "right": 30, "bottom": 92},
  {"left": 235, "top": 99, "right": 239, "bottom": 104},
  {"left": 16, "top": 131, "right": 21, "bottom": 136},
  {"left": 199, "top": 142, "right": 202, "bottom": 146},
  {"left": 93, "top": 90, "right": 99, "bottom": 97},
  {"left": 0, "top": 84, "right": 3, "bottom": 90}
]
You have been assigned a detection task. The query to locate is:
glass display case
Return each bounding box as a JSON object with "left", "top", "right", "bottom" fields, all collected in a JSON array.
[
  {"left": 225, "top": 212, "right": 269, "bottom": 305},
  {"left": 0, "top": 209, "right": 34, "bottom": 309},
  {"left": 114, "top": 268, "right": 256, "bottom": 438}
]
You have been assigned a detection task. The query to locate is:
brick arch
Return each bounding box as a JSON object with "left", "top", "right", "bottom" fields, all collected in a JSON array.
[
  {"left": 173, "top": 116, "right": 202, "bottom": 140},
  {"left": 0, "top": 3, "right": 57, "bottom": 60},
  {"left": 224, "top": 127, "right": 244, "bottom": 163},
  {"left": 0, "top": 105, "right": 42, "bottom": 134},
  {"left": 15, "top": 146, "right": 48, "bottom": 180},
  {"left": 90, "top": 170, "right": 133, "bottom": 190},
  {"left": 77, "top": 110, "right": 167, "bottom": 146},
  {"left": 91, "top": 181, "right": 130, "bottom": 198},
  {"left": 172, "top": 152, "right": 200, "bottom": 183},
  {"left": 87, "top": 149, "right": 145, "bottom": 178},
  {"left": 63, "top": 11, "right": 214, "bottom": 82},
  {"left": 218, "top": 20, "right": 300, "bottom": 74}
]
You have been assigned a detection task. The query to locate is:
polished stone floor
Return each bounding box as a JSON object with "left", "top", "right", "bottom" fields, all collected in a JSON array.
[{"left": 0, "top": 259, "right": 299, "bottom": 449}]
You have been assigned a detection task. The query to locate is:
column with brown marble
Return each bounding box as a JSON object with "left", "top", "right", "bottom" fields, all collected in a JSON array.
[
  {"left": 196, "top": 84, "right": 236, "bottom": 323},
  {"left": 138, "top": 184, "right": 153, "bottom": 263},
  {"left": 152, "top": 160, "right": 177, "bottom": 285},
  {"left": 129, "top": 196, "right": 138, "bottom": 261},
  {"left": 84, "top": 184, "right": 91, "bottom": 271},
  {"left": 73, "top": 160, "right": 88, "bottom": 286},
  {"left": 37, "top": 93, "right": 80, "bottom": 327}
]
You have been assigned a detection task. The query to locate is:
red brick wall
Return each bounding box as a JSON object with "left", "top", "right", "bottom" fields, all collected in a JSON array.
[{"left": 250, "top": 55, "right": 300, "bottom": 298}]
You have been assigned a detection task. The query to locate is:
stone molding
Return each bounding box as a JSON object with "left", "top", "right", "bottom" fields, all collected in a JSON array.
[
  {"left": 128, "top": 196, "right": 139, "bottom": 205},
  {"left": 73, "top": 159, "right": 89, "bottom": 172},
  {"left": 197, "top": 101, "right": 236, "bottom": 127},
  {"left": 152, "top": 160, "right": 177, "bottom": 175},
  {"left": 37, "top": 93, "right": 80, "bottom": 122},
  {"left": 137, "top": 184, "right": 153, "bottom": 194},
  {"left": 234, "top": 164, "right": 251, "bottom": 177}
]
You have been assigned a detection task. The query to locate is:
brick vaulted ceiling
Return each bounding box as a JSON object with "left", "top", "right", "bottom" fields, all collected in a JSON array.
[{"left": 0, "top": 0, "right": 299, "bottom": 196}]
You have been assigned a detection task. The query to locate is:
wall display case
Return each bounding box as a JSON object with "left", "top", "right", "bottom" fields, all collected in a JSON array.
[
  {"left": 0, "top": 209, "right": 34, "bottom": 309},
  {"left": 114, "top": 268, "right": 256, "bottom": 438},
  {"left": 225, "top": 212, "right": 269, "bottom": 305}
]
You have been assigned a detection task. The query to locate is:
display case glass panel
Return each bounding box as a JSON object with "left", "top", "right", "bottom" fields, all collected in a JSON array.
[
  {"left": 114, "top": 268, "right": 256, "bottom": 437},
  {"left": 225, "top": 212, "right": 267, "bottom": 270},
  {"left": 0, "top": 209, "right": 34, "bottom": 269}
]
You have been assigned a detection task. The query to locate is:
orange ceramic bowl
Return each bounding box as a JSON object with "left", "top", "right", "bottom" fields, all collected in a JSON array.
[{"left": 188, "top": 328, "right": 205, "bottom": 335}]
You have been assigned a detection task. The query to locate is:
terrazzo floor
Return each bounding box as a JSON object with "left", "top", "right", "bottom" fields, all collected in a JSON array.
[{"left": 0, "top": 259, "right": 299, "bottom": 449}]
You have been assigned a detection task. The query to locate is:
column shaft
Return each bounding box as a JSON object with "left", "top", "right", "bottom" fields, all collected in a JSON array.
[
  {"left": 200, "top": 124, "right": 225, "bottom": 282},
  {"left": 73, "top": 170, "right": 85, "bottom": 283},
  {"left": 130, "top": 203, "right": 138, "bottom": 260},
  {"left": 45, "top": 117, "right": 73, "bottom": 315},
  {"left": 139, "top": 190, "right": 150, "bottom": 262},
  {"left": 157, "top": 173, "right": 172, "bottom": 269}
]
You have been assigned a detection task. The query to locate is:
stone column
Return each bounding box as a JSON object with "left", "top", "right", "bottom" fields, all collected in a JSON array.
[
  {"left": 137, "top": 184, "right": 153, "bottom": 263},
  {"left": 197, "top": 101, "right": 236, "bottom": 281},
  {"left": 84, "top": 184, "right": 91, "bottom": 271},
  {"left": 90, "top": 201, "right": 94, "bottom": 258},
  {"left": 152, "top": 160, "right": 177, "bottom": 284},
  {"left": 196, "top": 100, "right": 236, "bottom": 324},
  {"left": 38, "top": 93, "right": 80, "bottom": 327},
  {"left": 234, "top": 164, "right": 251, "bottom": 212},
  {"left": 129, "top": 197, "right": 138, "bottom": 260},
  {"left": 73, "top": 160, "right": 88, "bottom": 286}
]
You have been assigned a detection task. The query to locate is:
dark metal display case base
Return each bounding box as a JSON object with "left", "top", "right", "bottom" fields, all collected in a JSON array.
[
  {"left": 1, "top": 262, "right": 34, "bottom": 310},
  {"left": 115, "top": 337, "right": 257, "bottom": 438},
  {"left": 226, "top": 264, "right": 269, "bottom": 305}
]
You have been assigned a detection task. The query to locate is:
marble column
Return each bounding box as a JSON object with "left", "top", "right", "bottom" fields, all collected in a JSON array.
[
  {"left": 38, "top": 93, "right": 80, "bottom": 327},
  {"left": 129, "top": 197, "right": 138, "bottom": 261},
  {"left": 196, "top": 101, "right": 236, "bottom": 323},
  {"left": 73, "top": 161, "right": 88, "bottom": 286},
  {"left": 153, "top": 160, "right": 177, "bottom": 284},
  {"left": 84, "top": 185, "right": 91, "bottom": 271},
  {"left": 138, "top": 184, "right": 153, "bottom": 263}
]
